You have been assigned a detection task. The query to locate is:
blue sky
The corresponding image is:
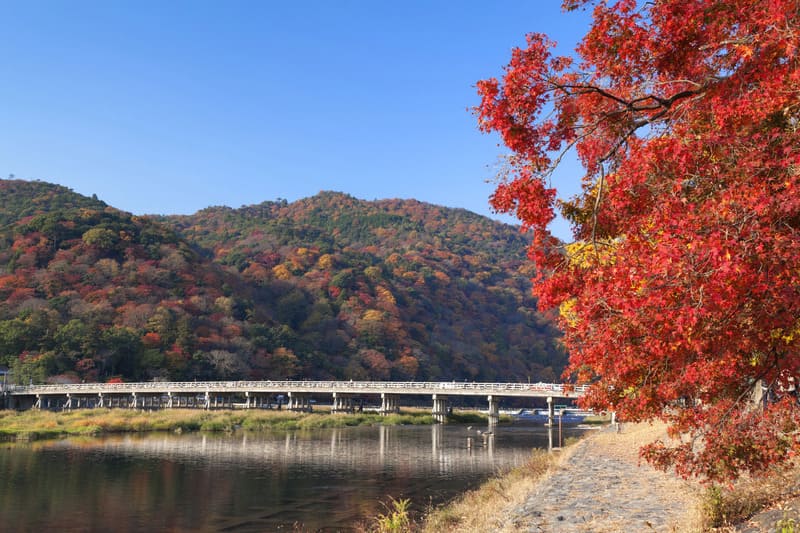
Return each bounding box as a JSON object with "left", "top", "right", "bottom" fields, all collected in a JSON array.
[{"left": 1, "top": 1, "right": 590, "bottom": 239}]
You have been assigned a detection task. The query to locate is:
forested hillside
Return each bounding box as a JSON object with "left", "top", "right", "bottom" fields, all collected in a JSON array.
[{"left": 0, "top": 180, "right": 565, "bottom": 383}]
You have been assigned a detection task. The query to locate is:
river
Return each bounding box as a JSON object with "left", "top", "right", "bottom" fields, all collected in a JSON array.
[{"left": 0, "top": 423, "right": 587, "bottom": 532}]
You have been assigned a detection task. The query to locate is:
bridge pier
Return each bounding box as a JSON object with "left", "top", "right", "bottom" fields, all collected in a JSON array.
[
  {"left": 487, "top": 395, "right": 499, "bottom": 425},
  {"left": 331, "top": 392, "right": 353, "bottom": 413},
  {"left": 248, "top": 393, "right": 268, "bottom": 408},
  {"left": 380, "top": 393, "right": 399, "bottom": 415},
  {"left": 6, "top": 381, "right": 587, "bottom": 416},
  {"left": 432, "top": 394, "right": 447, "bottom": 423},
  {"left": 288, "top": 392, "right": 311, "bottom": 412}
]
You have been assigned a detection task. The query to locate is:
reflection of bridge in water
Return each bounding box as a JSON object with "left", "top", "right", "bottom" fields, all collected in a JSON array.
[
  {"left": 57, "top": 425, "right": 515, "bottom": 475},
  {"left": 3, "top": 380, "right": 586, "bottom": 425}
]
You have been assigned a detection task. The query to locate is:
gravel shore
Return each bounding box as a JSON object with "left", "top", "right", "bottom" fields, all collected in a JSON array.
[{"left": 500, "top": 423, "right": 703, "bottom": 532}]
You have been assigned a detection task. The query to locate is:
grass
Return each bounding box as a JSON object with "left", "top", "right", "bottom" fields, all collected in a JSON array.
[
  {"left": 581, "top": 413, "right": 613, "bottom": 425},
  {"left": 700, "top": 464, "right": 800, "bottom": 531},
  {"left": 371, "top": 498, "right": 414, "bottom": 533},
  {"left": 420, "top": 447, "right": 563, "bottom": 532},
  {"left": 356, "top": 446, "right": 568, "bottom": 533},
  {"left": 367, "top": 422, "right": 708, "bottom": 533},
  {"left": 0, "top": 407, "right": 480, "bottom": 440}
]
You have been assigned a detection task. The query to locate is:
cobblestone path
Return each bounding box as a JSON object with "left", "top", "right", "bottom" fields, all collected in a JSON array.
[{"left": 501, "top": 425, "right": 700, "bottom": 532}]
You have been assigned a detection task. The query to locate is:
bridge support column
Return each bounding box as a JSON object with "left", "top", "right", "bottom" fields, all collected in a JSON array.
[
  {"left": 288, "top": 392, "right": 310, "bottom": 412},
  {"left": 432, "top": 394, "right": 447, "bottom": 423},
  {"left": 332, "top": 392, "right": 353, "bottom": 413},
  {"left": 487, "top": 395, "right": 499, "bottom": 426},
  {"left": 380, "top": 393, "right": 399, "bottom": 415}
]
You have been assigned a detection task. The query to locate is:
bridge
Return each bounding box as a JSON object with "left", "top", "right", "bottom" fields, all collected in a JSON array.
[{"left": 1, "top": 380, "right": 586, "bottom": 424}]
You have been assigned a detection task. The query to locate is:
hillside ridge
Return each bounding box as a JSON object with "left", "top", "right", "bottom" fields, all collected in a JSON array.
[{"left": 0, "top": 179, "right": 565, "bottom": 385}]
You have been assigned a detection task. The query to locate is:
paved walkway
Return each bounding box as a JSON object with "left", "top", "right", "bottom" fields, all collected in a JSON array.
[{"left": 501, "top": 425, "right": 701, "bottom": 532}]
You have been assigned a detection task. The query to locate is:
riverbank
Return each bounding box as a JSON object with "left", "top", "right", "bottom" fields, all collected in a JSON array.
[
  {"left": 416, "top": 422, "right": 800, "bottom": 532},
  {"left": 0, "top": 407, "right": 493, "bottom": 440},
  {"left": 415, "top": 423, "right": 704, "bottom": 532}
]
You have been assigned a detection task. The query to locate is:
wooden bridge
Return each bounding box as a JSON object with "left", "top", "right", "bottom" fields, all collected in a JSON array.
[{"left": 1, "top": 380, "right": 586, "bottom": 424}]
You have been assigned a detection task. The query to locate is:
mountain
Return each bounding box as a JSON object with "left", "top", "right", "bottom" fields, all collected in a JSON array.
[
  {"left": 0, "top": 180, "right": 565, "bottom": 384},
  {"left": 0, "top": 179, "right": 249, "bottom": 383}
]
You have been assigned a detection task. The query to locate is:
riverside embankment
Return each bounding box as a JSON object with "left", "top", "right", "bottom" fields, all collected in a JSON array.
[
  {"left": 501, "top": 423, "right": 703, "bottom": 532},
  {"left": 423, "top": 423, "right": 705, "bottom": 532},
  {"left": 424, "top": 422, "right": 800, "bottom": 532}
]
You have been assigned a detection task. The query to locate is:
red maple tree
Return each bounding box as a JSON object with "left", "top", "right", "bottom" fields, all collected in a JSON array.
[{"left": 478, "top": 0, "right": 800, "bottom": 481}]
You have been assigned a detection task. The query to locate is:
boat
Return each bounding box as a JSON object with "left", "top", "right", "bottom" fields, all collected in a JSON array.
[{"left": 512, "top": 408, "right": 587, "bottom": 425}]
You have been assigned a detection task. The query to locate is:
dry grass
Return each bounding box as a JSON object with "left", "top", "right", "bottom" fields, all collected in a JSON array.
[
  {"left": 701, "top": 463, "right": 800, "bottom": 531},
  {"left": 0, "top": 407, "right": 437, "bottom": 440},
  {"left": 422, "top": 444, "right": 577, "bottom": 532},
  {"left": 422, "top": 423, "right": 708, "bottom": 533},
  {"left": 588, "top": 422, "right": 800, "bottom": 531},
  {"left": 590, "top": 421, "right": 677, "bottom": 461}
]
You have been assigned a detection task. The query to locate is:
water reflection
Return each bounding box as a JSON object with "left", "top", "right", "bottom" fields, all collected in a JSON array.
[
  {"left": 0, "top": 424, "right": 586, "bottom": 532},
  {"left": 79, "top": 426, "right": 512, "bottom": 477}
]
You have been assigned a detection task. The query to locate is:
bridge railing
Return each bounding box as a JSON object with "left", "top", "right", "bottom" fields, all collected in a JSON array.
[{"left": 9, "top": 380, "right": 588, "bottom": 395}]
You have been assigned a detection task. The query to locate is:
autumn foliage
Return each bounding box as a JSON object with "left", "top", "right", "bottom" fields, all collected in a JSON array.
[
  {"left": 0, "top": 181, "right": 565, "bottom": 386},
  {"left": 478, "top": 0, "right": 800, "bottom": 481}
]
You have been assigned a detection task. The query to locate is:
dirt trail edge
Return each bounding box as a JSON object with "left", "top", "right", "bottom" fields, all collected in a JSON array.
[{"left": 500, "top": 423, "right": 703, "bottom": 532}]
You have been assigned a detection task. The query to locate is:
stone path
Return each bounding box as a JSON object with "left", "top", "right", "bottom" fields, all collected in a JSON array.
[{"left": 501, "top": 425, "right": 701, "bottom": 532}]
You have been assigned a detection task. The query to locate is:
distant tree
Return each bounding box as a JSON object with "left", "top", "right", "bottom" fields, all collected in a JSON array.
[{"left": 81, "top": 227, "right": 118, "bottom": 251}]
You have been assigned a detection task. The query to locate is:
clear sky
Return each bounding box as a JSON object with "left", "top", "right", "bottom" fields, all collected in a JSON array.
[{"left": 1, "top": 1, "right": 591, "bottom": 239}]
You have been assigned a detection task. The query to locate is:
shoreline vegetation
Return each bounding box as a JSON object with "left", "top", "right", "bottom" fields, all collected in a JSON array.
[
  {"left": 417, "top": 439, "right": 577, "bottom": 533},
  {"left": 0, "top": 407, "right": 497, "bottom": 441},
  {"left": 370, "top": 424, "right": 679, "bottom": 533},
  {"left": 371, "top": 423, "right": 800, "bottom": 532}
]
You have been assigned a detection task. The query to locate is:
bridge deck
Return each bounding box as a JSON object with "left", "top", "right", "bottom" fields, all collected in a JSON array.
[
  {"left": 6, "top": 380, "right": 585, "bottom": 399},
  {"left": 2, "top": 381, "right": 586, "bottom": 423}
]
